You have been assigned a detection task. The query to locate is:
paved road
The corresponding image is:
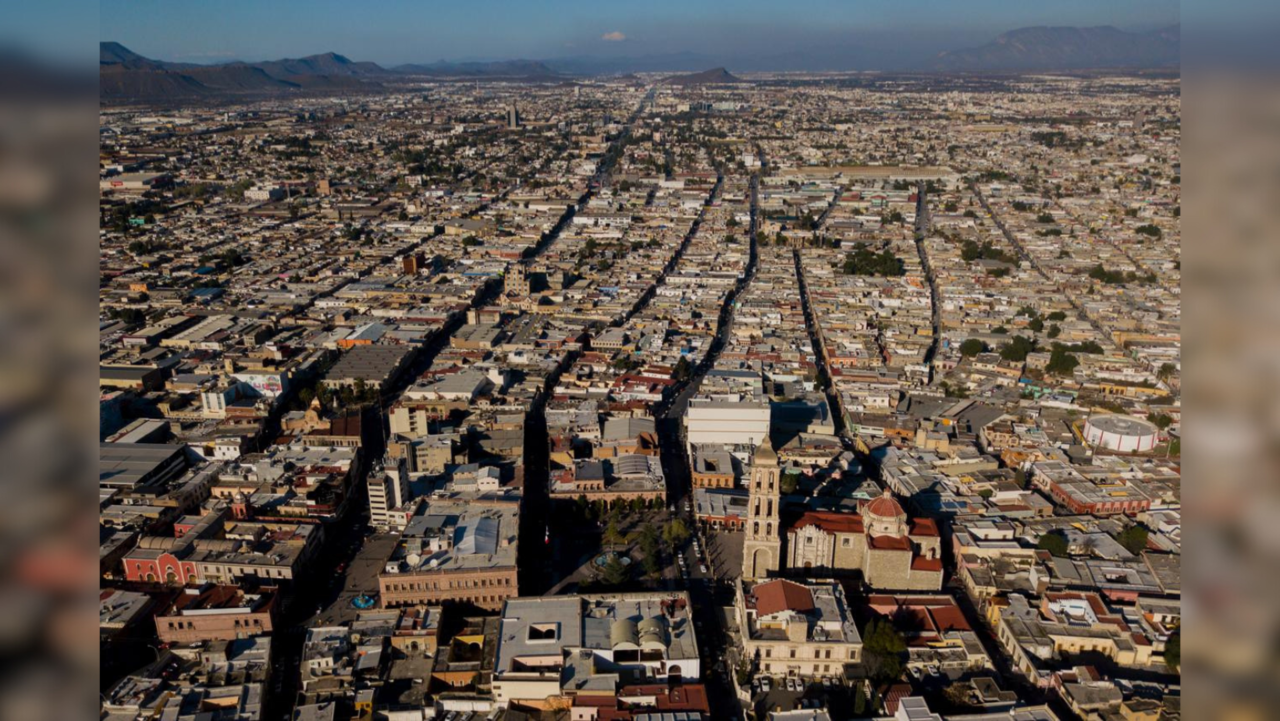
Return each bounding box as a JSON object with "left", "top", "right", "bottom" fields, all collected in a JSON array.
[
  {"left": 913, "top": 181, "right": 942, "bottom": 384},
  {"left": 649, "top": 170, "right": 761, "bottom": 719},
  {"left": 794, "top": 250, "right": 848, "bottom": 440},
  {"left": 521, "top": 88, "right": 659, "bottom": 596}
]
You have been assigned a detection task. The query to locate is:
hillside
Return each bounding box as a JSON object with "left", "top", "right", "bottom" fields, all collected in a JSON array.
[
  {"left": 931, "top": 25, "right": 1180, "bottom": 72},
  {"left": 662, "top": 67, "right": 741, "bottom": 85}
]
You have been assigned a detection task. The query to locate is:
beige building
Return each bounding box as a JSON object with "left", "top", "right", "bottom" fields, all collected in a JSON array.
[
  {"left": 379, "top": 500, "right": 520, "bottom": 611},
  {"left": 743, "top": 439, "right": 783, "bottom": 581},
  {"left": 736, "top": 578, "right": 862, "bottom": 679},
  {"left": 786, "top": 489, "right": 944, "bottom": 591}
]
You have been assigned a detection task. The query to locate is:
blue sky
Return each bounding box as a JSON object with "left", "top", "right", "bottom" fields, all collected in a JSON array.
[{"left": 97, "top": 0, "right": 1180, "bottom": 66}]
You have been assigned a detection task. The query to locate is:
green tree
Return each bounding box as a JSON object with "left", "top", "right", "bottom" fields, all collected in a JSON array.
[
  {"left": 780, "top": 473, "right": 799, "bottom": 495},
  {"left": 1047, "top": 324, "right": 1062, "bottom": 339},
  {"left": 959, "top": 338, "right": 988, "bottom": 357},
  {"left": 600, "top": 555, "right": 630, "bottom": 587},
  {"left": 1046, "top": 346, "right": 1080, "bottom": 376},
  {"left": 603, "top": 518, "right": 626, "bottom": 547},
  {"left": 862, "top": 617, "right": 907, "bottom": 682},
  {"left": 1037, "top": 531, "right": 1069, "bottom": 558},
  {"left": 663, "top": 518, "right": 690, "bottom": 547},
  {"left": 1165, "top": 631, "right": 1180, "bottom": 672},
  {"left": 1116, "top": 525, "right": 1150, "bottom": 555},
  {"left": 1157, "top": 362, "right": 1176, "bottom": 383},
  {"left": 999, "top": 336, "right": 1036, "bottom": 363},
  {"left": 673, "top": 356, "right": 692, "bottom": 382},
  {"left": 843, "top": 247, "right": 905, "bottom": 277}
]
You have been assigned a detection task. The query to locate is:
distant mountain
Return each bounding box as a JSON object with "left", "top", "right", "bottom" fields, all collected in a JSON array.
[
  {"left": 100, "top": 42, "right": 388, "bottom": 102},
  {"left": 931, "top": 25, "right": 1180, "bottom": 72},
  {"left": 662, "top": 67, "right": 741, "bottom": 85},
  {"left": 392, "top": 59, "right": 558, "bottom": 79},
  {"left": 100, "top": 65, "right": 214, "bottom": 100},
  {"left": 100, "top": 41, "right": 160, "bottom": 69},
  {"left": 241, "top": 52, "right": 388, "bottom": 78}
]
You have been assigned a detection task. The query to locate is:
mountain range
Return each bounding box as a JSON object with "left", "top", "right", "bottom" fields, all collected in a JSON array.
[
  {"left": 931, "top": 25, "right": 1179, "bottom": 72},
  {"left": 99, "top": 42, "right": 559, "bottom": 102},
  {"left": 661, "top": 67, "right": 741, "bottom": 85},
  {"left": 101, "top": 27, "right": 1180, "bottom": 102}
]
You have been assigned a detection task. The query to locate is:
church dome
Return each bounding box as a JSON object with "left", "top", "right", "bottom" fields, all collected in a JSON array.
[
  {"left": 865, "top": 488, "right": 905, "bottom": 519},
  {"left": 863, "top": 488, "right": 908, "bottom": 538}
]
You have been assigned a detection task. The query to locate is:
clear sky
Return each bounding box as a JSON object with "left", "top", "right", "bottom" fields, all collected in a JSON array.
[{"left": 98, "top": 0, "right": 1180, "bottom": 67}]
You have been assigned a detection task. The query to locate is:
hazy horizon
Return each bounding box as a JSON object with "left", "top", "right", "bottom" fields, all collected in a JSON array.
[{"left": 97, "top": 0, "right": 1180, "bottom": 70}]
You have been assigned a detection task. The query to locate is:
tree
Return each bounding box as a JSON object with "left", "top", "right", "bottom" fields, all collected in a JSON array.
[
  {"left": 1046, "top": 346, "right": 1080, "bottom": 376},
  {"left": 1028, "top": 317, "right": 1045, "bottom": 333},
  {"left": 1157, "top": 362, "right": 1176, "bottom": 383},
  {"left": 1147, "top": 412, "right": 1173, "bottom": 430},
  {"left": 1046, "top": 311, "right": 1067, "bottom": 322},
  {"left": 861, "top": 617, "right": 907, "bottom": 681},
  {"left": 600, "top": 555, "right": 629, "bottom": 587},
  {"left": 843, "top": 247, "right": 905, "bottom": 277},
  {"left": 1165, "top": 631, "right": 1180, "bottom": 672},
  {"left": 1116, "top": 525, "right": 1150, "bottom": 555},
  {"left": 999, "top": 336, "right": 1036, "bottom": 363},
  {"left": 780, "top": 473, "right": 799, "bottom": 495},
  {"left": 673, "top": 356, "right": 692, "bottom": 382},
  {"left": 603, "top": 518, "right": 626, "bottom": 547},
  {"left": 1047, "top": 324, "right": 1062, "bottom": 339},
  {"left": 959, "top": 338, "right": 988, "bottom": 357},
  {"left": 663, "top": 518, "right": 690, "bottom": 547},
  {"left": 1037, "top": 531, "right": 1069, "bottom": 558}
]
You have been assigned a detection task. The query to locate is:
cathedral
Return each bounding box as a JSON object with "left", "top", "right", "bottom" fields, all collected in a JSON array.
[
  {"left": 787, "top": 489, "right": 943, "bottom": 591},
  {"left": 742, "top": 437, "right": 943, "bottom": 591}
]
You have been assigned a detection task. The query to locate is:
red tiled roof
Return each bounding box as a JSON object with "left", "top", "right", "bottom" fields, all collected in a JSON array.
[
  {"left": 751, "top": 579, "right": 815, "bottom": 617},
  {"left": 869, "top": 534, "right": 912, "bottom": 551},
  {"left": 929, "top": 605, "right": 969, "bottom": 633},
  {"left": 866, "top": 493, "right": 905, "bottom": 518},
  {"left": 910, "top": 518, "right": 940, "bottom": 537},
  {"left": 791, "top": 511, "right": 864, "bottom": 535},
  {"left": 911, "top": 556, "right": 944, "bottom": 572}
]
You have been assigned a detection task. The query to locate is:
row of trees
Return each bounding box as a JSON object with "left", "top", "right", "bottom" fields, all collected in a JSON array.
[
  {"left": 843, "top": 248, "right": 905, "bottom": 277},
  {"left": 960, "top": 239, "right": 1018, "bottom": 265}
]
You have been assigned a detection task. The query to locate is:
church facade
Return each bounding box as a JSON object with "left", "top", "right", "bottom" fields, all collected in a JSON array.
[{"left": 786, "top": 489, "right": 943, "bottom": 591}]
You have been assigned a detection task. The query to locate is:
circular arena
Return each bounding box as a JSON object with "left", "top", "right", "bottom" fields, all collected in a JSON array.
[{"left": 1083, "top": 414, "right": 1160, "bottom": 453}]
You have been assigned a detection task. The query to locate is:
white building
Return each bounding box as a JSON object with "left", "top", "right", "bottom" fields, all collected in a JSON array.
[
  {"left": 368, "top": 457, "right": 412, "bottom": 530},
  {"left": 492, "top": 592, "right": 701, "bottom": 708},
  {"left": 685, "top": 398, "right": 771, "bottom": 450}
]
